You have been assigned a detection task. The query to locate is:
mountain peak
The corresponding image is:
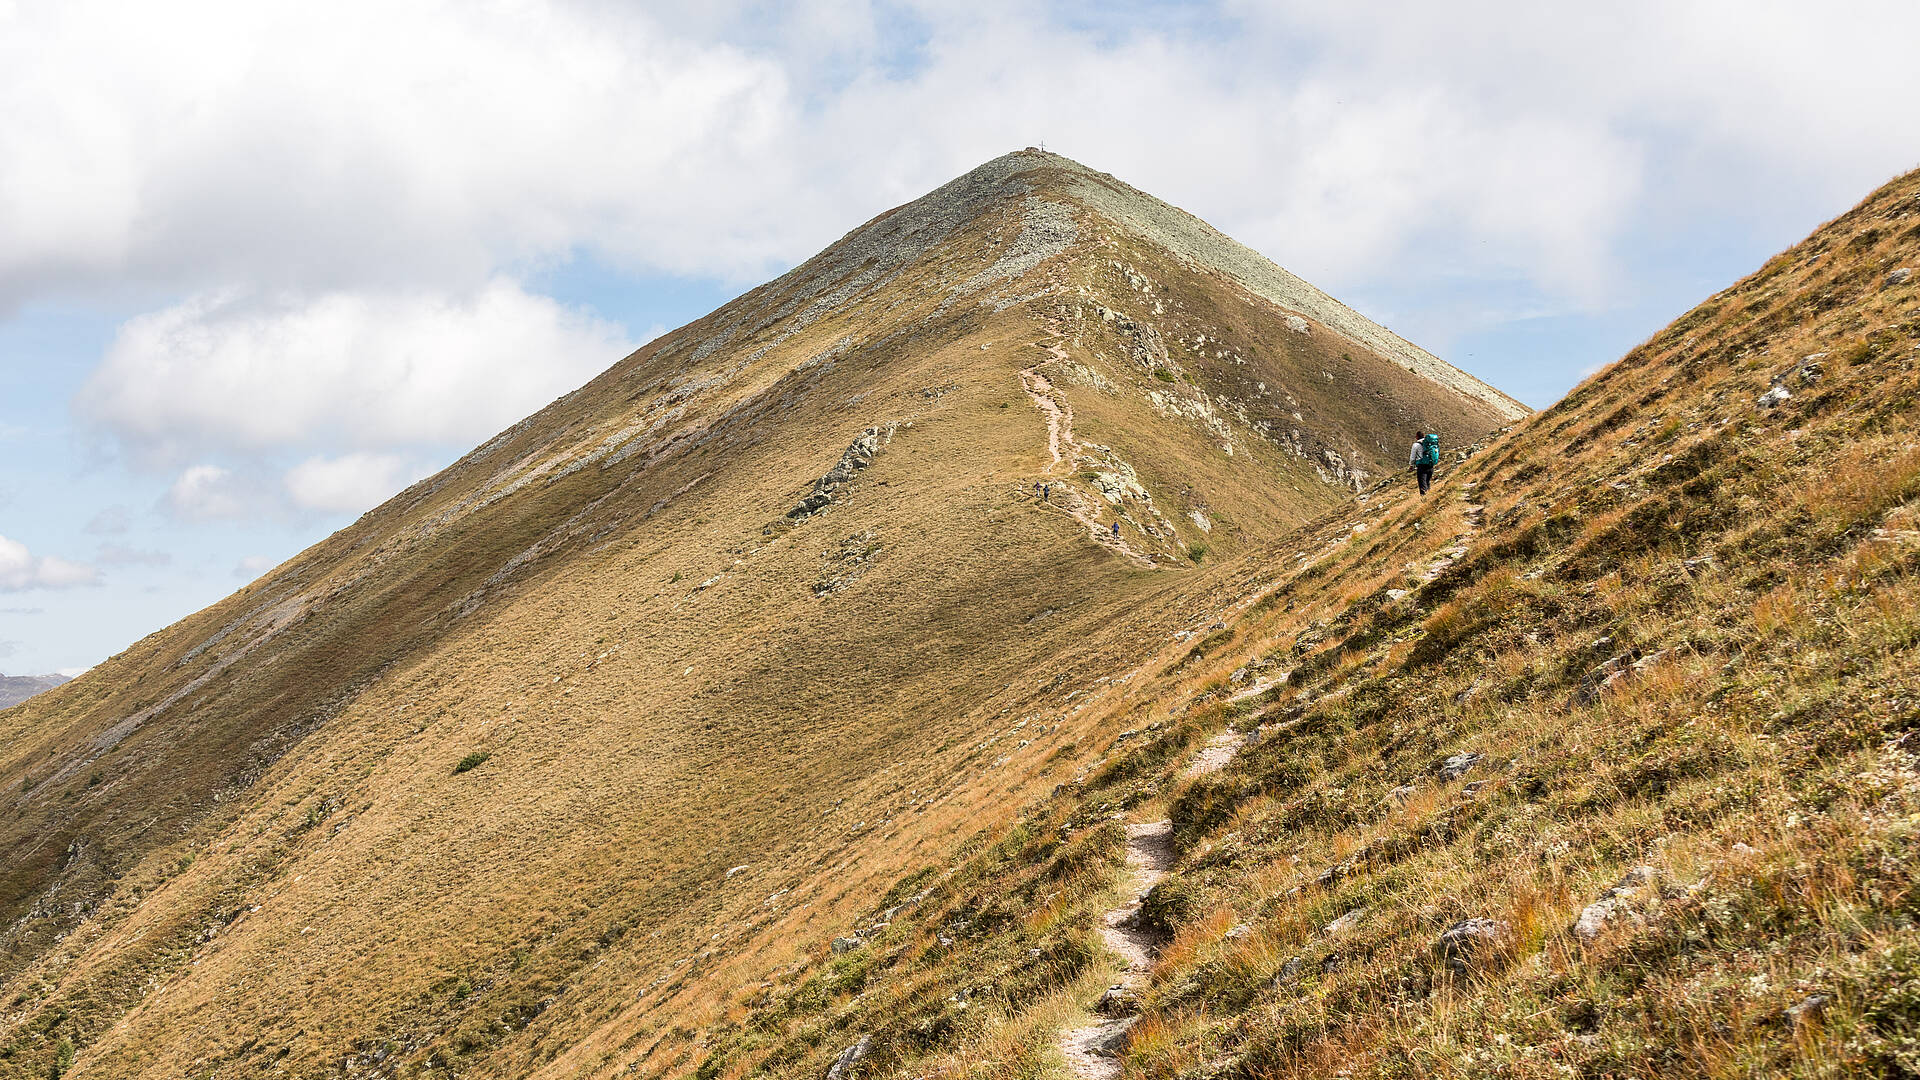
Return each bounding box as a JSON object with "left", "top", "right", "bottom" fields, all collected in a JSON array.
[
  {"left": 0, "top": 147, "right": 1526, "bottom": 1077},
  {"left": 821, "top": 149, "right": 1526, "bottom": 420}
]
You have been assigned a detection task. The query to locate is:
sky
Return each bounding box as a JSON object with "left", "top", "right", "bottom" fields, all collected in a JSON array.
[{"left": 3, "top": 0, "right": 1919, "bottom": 677}]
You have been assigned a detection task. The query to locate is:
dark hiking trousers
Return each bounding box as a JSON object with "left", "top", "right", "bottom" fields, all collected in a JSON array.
[{"left": 1416, "top": 463, "right": 1434, "bottom": 495}]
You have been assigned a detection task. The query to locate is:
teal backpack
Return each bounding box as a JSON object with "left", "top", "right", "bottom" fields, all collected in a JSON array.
[{"left": 1419, "top": 433, "right": 1440, "bottom": 466}]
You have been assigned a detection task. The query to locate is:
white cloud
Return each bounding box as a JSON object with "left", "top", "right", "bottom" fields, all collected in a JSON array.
[
  {"left": 84, "top": 506, "right": 131, "bottom": 534},
  {"left": 233, "top": 554, "right": 276, "bottom": 580},
  {"left": 3, "top": 1, "right": 1917, "bottom": 322},
  {"left": 0, "top": 534, "right": 99, "bottom": 591},
  {"left": 79, "top": 280, "right": 635, "bottom": 461},
  {"left": 162, "top": 464, "right": 253, "bottom": 521},
  {"left": 95, "top": 544, "right": 171, "bottom": 568},
  {"left": 284, "top": 453, "right": 430, "bottom": 515},
  {"left": 0, "top": 0, "right": 805, "bottom": 305}
]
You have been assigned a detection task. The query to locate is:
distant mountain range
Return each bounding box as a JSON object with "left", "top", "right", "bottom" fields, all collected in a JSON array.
[{"left": 0, "top": 673, "right": 69, "bottom": 710}]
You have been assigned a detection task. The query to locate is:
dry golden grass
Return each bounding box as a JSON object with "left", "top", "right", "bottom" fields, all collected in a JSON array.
[
  {"left": 652, "top": 166, "right": 1920, "bottom": 1080},
  {"left": 0, "top": 154, "right": 1520, "bottom": 1080}
]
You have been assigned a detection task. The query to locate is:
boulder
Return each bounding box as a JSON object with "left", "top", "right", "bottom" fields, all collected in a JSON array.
[
  {"left": 1571, "top": 866, "right": 1661, "bottom": 942},
  {"left": 1757, "top": 386, "right": 1792, "bottom": 409},
  {"left": 1438, "top": 752, "right": 1482, "bottom": 780},
  {"left": 788, "top": 493, "right": 833, "bottom": 518},
  {"left": 1786, "top": 994, "right": 1831, "bottom": 1025},
  {"left": 1435, "top": 917, "right": 1508, "bottom": 970},
  {"left": 1284, "top": 315, "right": 1311, "bottom": 335},
  {"left": 1571, "top": 897, "right": 1626, "bottom": 943},
  {"left": 830, "top": 936, "right": 863, "bottom": 955},
  {"left": 1888, "top": 267, "right": 1913, "bottom": 287},
  {"left": 825, "top": 1034, "right": 871, "bottom": 1080}
]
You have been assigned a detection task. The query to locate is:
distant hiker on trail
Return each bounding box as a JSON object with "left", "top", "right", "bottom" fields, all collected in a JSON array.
[
  {"left": 1034, "top": 481, "right": 1043, "bottom": 499},
  {"left": 1043, "top": 483, "right": 1051, "bottom": 503},
  {"left": 1409, "top": 431, "right": 1440, "bottom": 495},
  {"left": 1111, "top": 521, "right": 1120, "bottom": 538}
]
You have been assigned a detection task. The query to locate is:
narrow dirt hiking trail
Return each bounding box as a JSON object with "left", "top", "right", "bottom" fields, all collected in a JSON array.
[
  {"left": 1414, "top": 481, "right": 1489, "bottom": 583},
  {"left": 1058, "top": 738, "right": 1249, "bottom": 1079},
  {"left": 1019, "top": 363, "right": 1072, "bottom": 469},
  {"left": 1019, "top": 322, "right": 1157, "bottom": 569},
  {"left": 1059, "top": 820, "right": 1175, "bottom": 1080}
]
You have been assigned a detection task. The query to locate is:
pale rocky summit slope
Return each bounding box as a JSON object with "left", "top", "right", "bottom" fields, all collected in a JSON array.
[{"left": 0, "top": 151, "right": 1515, "bottom": 1080}]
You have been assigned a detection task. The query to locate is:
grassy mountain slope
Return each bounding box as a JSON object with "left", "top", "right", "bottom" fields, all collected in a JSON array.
[
  {"left": 671, "top": 171, "right": 1920, "bottom": 1080},
  {"left": 0, "top": 152, "right": 1517, "bottom": 1079}
]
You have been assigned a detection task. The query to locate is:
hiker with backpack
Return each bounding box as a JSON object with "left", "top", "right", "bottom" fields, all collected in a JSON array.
[{"left": 1409, "top": 431, "right": 1439, "bottom": 495}]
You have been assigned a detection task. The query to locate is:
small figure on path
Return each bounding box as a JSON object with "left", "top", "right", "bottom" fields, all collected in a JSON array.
[
  {"left": 1409, "top": 430, "right": 1439, "bottom": 495},
  {"left": 1043, "top": 484, "right": 1051, "bottom": 503},
  {"left": 1111, "top": 521, "right": 1120, "bottom": 538}
]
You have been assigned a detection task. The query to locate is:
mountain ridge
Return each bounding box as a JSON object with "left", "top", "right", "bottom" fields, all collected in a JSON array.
[{"left": 0, "top": 150, "right": 1520, "bottom": 1079}]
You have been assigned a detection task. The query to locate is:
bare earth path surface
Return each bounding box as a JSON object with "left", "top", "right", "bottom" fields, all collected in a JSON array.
[
  {"left": 1058, "top": 732, "right": 1249, "bottom": 1079},
  {"left": 1020, "top": 322, "right": 1157, "bottom": 568},
  {"left": 1059, "top": 820, "right": 1174, "bottom": 1080}
]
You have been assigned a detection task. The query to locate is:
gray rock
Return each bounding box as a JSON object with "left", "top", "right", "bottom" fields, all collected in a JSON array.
[
  {"left": 1571, "top": 866, "right": 1661, "bottom": 942},
  {"left": 1324, "top": 908, "right": 1364, "bottom": 935},
  {"left": 1284, "top": 315, "right": 1311, "bottom": 335},
  {"left": 1888, "top": 267, "right": 1913, "bottom": 287},
  {"left": 1757, "top": 386, "right": 1792, "bottom": 409},
  {"left": 830, "top": 936, "right": 863, "bottom": 954},
  {"left": 1097, "top": 984, "right": 1140, "bottom": 1015},
  {"left": 1224, "top": 922, "right": 1253, "bottom": 941},
  {"left": 1786, "top": 994, "right": 1830, "bottom": 1024},
  {"left": 791, "top": 428, "right": 886, "bottom": 518},
  {"left": 1574, "top": 652, "right": 1636, "bottom": 705},
  {"left": 825, "top": 1034, "right": 871, "bottom": 1080},
  {"left": 1272, "top": 956, "right": 1303, "bottom": 985},
  {"left": 788, "top": 492, "right": 832, "bottom": 518},
  {"left": 1436, "top": 918, "right": 1508, "bottom": 970},
  {"left": 1438, "top": 752, "right": 1483, "bottom": 781},
  {"left": 1085, "top": 1017, "right": 1136, "bottom": 1054},
  {"left": 1572, "top": 897, "right": 1623, "bottom": 943},
  {"left": 1617, "top": 865, "right": 1658, "bottom": 888}
]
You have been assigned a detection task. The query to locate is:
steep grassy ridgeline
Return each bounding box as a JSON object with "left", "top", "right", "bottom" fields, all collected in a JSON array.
[
  {"left": 0, "top": 152, "right": 1516, "bottom": 1079},
  {"left": 681, "top": 172, "right": 1920, "bottom": 1080}
]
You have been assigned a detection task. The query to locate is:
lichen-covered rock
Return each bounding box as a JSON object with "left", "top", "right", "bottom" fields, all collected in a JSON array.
[
  {"left": 1435, "top": 917, "right": 1509, "bottom": 970},
  {"left": 1571, "top": 866, "right": 1662, "bottom": 943},
  {"left": 825, "top": 1034, "right": 871, "bottom": 1080}
]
